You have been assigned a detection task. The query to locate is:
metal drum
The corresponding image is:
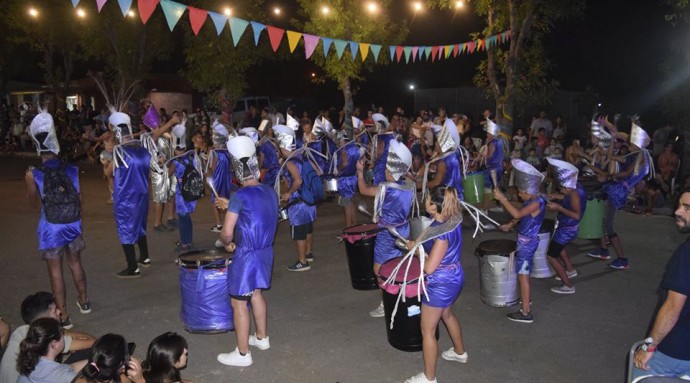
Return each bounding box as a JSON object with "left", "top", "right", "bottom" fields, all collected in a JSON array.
[
  {"left": 322, "top": 176, "right": 338, "bottom": 193},
  {"left": 531, "top": 219, "right": 555, "bottom": 279},
  {"left": 178, "top": 249, "right": 233, "bottom": 334},
  {"left": 379, "top": 257, "right": 438, "bottom": 352},
  {"left": 341, "top": 224, "right": 381, "bottom": 290},
  {"left": 475, "top": 240, "right": 519, "bottom": 308},
  {"left": 462, "top": 171, "right": 485, "bottom": 204},
  {"left": 409, "top": 216, "right": 433, "bottom": 240}
]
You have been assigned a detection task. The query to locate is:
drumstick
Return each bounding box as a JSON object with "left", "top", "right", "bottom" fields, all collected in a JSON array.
[{"left": 206, "top": 176, "right": 220, "bottom": 200}]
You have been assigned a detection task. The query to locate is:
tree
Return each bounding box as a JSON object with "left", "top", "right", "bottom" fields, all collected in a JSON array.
[{"left": 295, "top": 0, "right": 407, "bottom": 128}]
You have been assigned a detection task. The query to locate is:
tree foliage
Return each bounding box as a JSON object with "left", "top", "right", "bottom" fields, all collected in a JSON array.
[{"left": 659, "top": 0, "right": 690, "bottom": 127}]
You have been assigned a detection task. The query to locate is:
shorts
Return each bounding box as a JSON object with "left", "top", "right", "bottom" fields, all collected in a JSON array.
[
  {"left": 291, "top": 222, "right": 314, "bottom": 240},
  {"left": 337, "top": 196, "right": 353, "bottom": 207},
  {"left": 516, "top": 235, "right": 539, "bottom": 275},
  {"left": 40, "top": 235, "right": 85, "bottom": 261},
  {"left": 230, "top": 292, "right": 253, "bottom": 301}
]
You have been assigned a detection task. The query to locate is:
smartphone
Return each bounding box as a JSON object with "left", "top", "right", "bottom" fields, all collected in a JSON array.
[{"left": 127, "top": 342, "right": 136, "bottom": 356}]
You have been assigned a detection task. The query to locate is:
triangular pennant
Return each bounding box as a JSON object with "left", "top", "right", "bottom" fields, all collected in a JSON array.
[
  {"left": 322, "top": 37, "right": 333, "bottom": 56},
  {"left": 303, "top": 34, "right": 319, "bottom": 59},
  {"left": 250, "top": 21, "right": 265, "bottom": 46},
  {"left": 460, "top": 43, "right": 467, "bottom": 54},
  {"left": 70, "top": 0, "right": 80, "bottom": 7},
  {"left": 208, "top": 11, "right": 227, "bottom": 35},
  {"left": 96, "top": 0, "right": 107, "bottom": 12},
  {"left": 389, "top": 46, "right": 396, "bottom": 61},
  {"left": 431, "top": 46, "right": 439, "bottom": 62},
  {"left": 360, "top": 43, "right": 370, "bottom": 62},
  {"left": 160, "top": 0, "right": 186, "bottom": 31},
  {"left": 438, "top": 46, "right": 444, "bottom": 60},
  {"left": 452, "top": 44, "right": 459, "bottom": 57},
  {"left": 418, "top": 46, "right": 425, "bottom": 61},
  {"left": 286, "top": 31, "right": 302, "bottom": 53},
  {"left": 424, "top": 46, "right": 432, "bottom": 60},
  {"left": 188, "top": 7, "right": 208, "bottom": 36},
  {"left": 403, "top": 46, "right": 412, "bottom": 63},
  {"left": 411, "top": 47, "right": 418, "bottom": 63},
  {"left": 478, "top": 39, "right": 486, "bottom": 51},
  {"left": 333, "top": 39, "right": 348, "bottom": 59},
  {"left": 117, "top": 0, "right": 132, "bottom": 16},
  {"left": 370, "top": 44, "right": 382, "bottom": 63},
  {"left": 138, "top": 0, "right": 159, "bottom": 24},
  {"left": 266, "top": 26, "right": 285, "bottom": 52},
  {"left": 229, "top": 18, "right": 249, "bottom": 46},
  {"left": 395, "top": 46, "right": 404, "bottom": 62},
  {"left": 505, "top": 30, "right": 511, "bottom": 41},
  {"left": 468, "top": 41, "right": 476, "bottom": 53},
  {"left": 444, "top": 45, "right": 452, "bottom": 58},
  {"left": 349, "top": 41, "right": 359, "bottom": 60}
]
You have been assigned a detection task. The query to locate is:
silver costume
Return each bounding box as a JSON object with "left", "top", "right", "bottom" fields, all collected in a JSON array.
[{"left": 144, "top": 134, "right": 175, "bottom": 203}]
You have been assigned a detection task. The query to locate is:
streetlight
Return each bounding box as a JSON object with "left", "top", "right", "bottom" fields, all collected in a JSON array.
[
  {"left": 412, "top": 2, "right": 423, "bottom": 12},
  {"left": 409, "top": 84, "right": 415, "bottom": 90},
  {"left": 311, "top": 72, "right": 317, "bottom": 78},
  {"left": 76, "top": 8, "right": 86, "bottom": 18},
  {"left": 127, "top": 10, "right": 136, "bottom": 17},
  {"left": 366, "top": 2, "right": 378, "bottom": 14},
  {"left": 28, "top": 7, "right": 39, "bottom": 17},
  {"left": 321, "top": 5, "right": 330, "bottom": 15},
  {"left": 273, "top": 7, "right": 281, "bottom": 15},
  {"left": 224, "top": 7, "right": 232, "bottom": 16},
  {"left": 455, "top": 0, "right": 464, "bottom": 9}
]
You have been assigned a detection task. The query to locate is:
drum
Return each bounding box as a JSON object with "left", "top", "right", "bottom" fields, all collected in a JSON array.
[
  {"left": 178, "top": 249, "right": 233, "bottom": 333},
  {"left": 578, "top": 198, "right": 605, "bottom": 239},
  {"left": 462, "top": 171, "right": 485, "bottom": 204},
  {"left": 322, "top": 176, "right": 338, "bottom": 193},
  {"left": 475, "top": 240, "right": 519, "bottom": 307},
  {"left": 341, "top": 223, "right": 380, "bottom": 290},
  {"left": 379, "top": 257, "right": 438, "bottom": 352},
  {"left": 531, "top": 219, "right": 555, "bottom": 279}
]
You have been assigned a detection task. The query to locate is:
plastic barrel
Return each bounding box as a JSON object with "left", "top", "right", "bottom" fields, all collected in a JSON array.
[
  {"left": 342, "top": 224, "right": 380, "bottom": 290},
  {"left": 578, "top": 198, "right": 605, "bottom": 239},
  {"left": 475, "top": 240, "right": 519, "bottom": 308},
  {"left": 462, "top": 171, "right": 485, "bottom": 204},
  {"left": 531, "top": 219, "right": 555, "bottom": 279}
]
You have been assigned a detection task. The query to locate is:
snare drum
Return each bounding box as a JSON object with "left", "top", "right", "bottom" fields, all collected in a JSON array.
[
  {"left": 341, "top": 223, "right": 380, "bottom": 290},
  {"left": 322, "top": 176, "right": 338, "bottom": 193}
]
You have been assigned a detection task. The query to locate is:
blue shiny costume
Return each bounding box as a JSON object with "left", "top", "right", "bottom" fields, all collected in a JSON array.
[
  {"left": 374, "top": 181, "right": 414, "bottom": 265},
  {"left": 553, "top": 185, "right": 587, "bottom": 245},
  {"left": 516, "top": 196, "right": 546, "bottom": 275},
  {"left": 337, "top": 142, "right": 360, "bottom": 199},
  {"left": 421, "top": 220, "right": 464, "bottom": 308},
  {"left": 32, "top": 159, "right": 82, "bottom": 250},
  {"left": 172, "top": 155, "right": 198, "bottom": 215},
  {"left": 211, "top": 149, "right": 234, "bottom": 203},
  {"left": 228, "top": 184, "right": 279, "bottom": 296},
  {"left": 602, "top": 153, "right": 650, "bottom": 209},
  {"left": 284, "top": 158, "right": 317, "bottom": 226},
  {"left": 260, "top": 141, "right": 280, "bottom": 187},
  {"left": 373, "top": 133, "right": 395, "bottom": 185},
  {"left": 484, "top": 138, "right": 505, "bottom": 188},
  {"left": 113, "top": 145, "right": 151, "bottom": 244},
  {"left": 441, "top": 152, "right": 464, "bottom": 198}
]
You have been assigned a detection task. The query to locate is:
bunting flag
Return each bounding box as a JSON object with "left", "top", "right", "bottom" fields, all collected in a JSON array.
[
  {"left": 360, "top": 43, "right": 370, "bottom": 62},
  {"left": 443, "top": 45, "right": 451, "bottom": 59},
  {"left": 424, "top": 46, "right": 432, "bottom": 60},
  {"left": 477, "top": 39, "right": 485, "bottom": 51},
  {"left": 286, "top": 31, "right": 302, "bottom": 53},
  {"left": 266, "top": 26, "right": 285, "bottom": 52},
  {"left": 395, "top": 46, "right": 404, "bottom": 63},
  {"left": 71, "top": 0, "right": 80, "bottom": 7},
  {"left": 117, "top": 0, "right": 132, "bottom": 16},
  {"left": 452, "top": 44, "right": 459, "bottom": 57},
  {"left": 138, "top": 0, "right": 158, "bottom": 24},
  {"left": 188, "top": 7, "right": 207, "bottom": 36},
  {"left": 403, "top": 46, "right": 412, "bottom": 63},
  {"left": 467, "top": 41, "right": 476, "bottom": 53},
  {"left": 207, "top": 11, "right": 227, "bottom": 35},
  {"left": 250, "top": 21, "right": 265, "bottom": 46},
  {"left": 322, "top": 37, "right": 333, "bottom": 56},
  {"left": 411, "top": 46, "right": 418, "bottom": 63},
  {"left": 431, "top": 46, "right": 439, "bottom": 62},
  {"left": 96, "top": 0, "right": 107, "bottom": 12},
  {"left": 230, "top": 18, "right": 249, "bottom": 46},
  {"left": 348, "top": 41, "right": 359, "bottom": 60},
  {"left": 160, "top": 0, "right": 186, "bottom": 31},
  {"left": 418, "top": 46, "right": 425, "bottom": 61},
  {"left": 437, "top": 46, "right": 443, "bottom": 60},
  {"left": 333, "top": 39, "right": 347, "bottom": 59},
  {"left": 389, "top": 46, "right": 396, "bottom": 61},
  {"left": 304, "top": 34, "right": 319, "bottom": 59},
  {"left": 370, "top": 44, "right": 381, "bottom": 63}
]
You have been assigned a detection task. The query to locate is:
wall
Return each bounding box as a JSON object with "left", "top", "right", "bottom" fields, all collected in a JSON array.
[{"left": 149, "top": 92, "right": 192, "bottom": 115}]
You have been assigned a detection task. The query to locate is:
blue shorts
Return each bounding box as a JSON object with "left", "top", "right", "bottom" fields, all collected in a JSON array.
[{"left": 516, "top": 235, "right": 539, "bottom": 275}]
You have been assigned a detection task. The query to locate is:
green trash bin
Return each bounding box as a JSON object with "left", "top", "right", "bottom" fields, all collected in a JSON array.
[
  {"left": 463, "top": 171, "right": 485, "bottom": 204},
  {"left": 578, "top": 198, "right": 605, "bottom": 239}
]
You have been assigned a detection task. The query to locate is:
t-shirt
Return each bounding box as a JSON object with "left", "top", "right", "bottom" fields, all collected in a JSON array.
[
  {"left": 0, "top": 325, "right": 72, "bottom": 383},
  {"left": 656, "top": 239, "right": 690, "bottom": 360},
  {"left": 16, "top": 358, "right": 76, "bottom": 383}
]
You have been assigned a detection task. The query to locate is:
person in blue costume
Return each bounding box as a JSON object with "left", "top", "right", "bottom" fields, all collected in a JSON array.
[
  {"left": 307, "top": 117, "right": 336, "bottom": 174},
  {"left": 334, "top": 131, "right": 362, "bottom": 227},
  {"left": 215, "top": 136, "right": 278, "bottom": 368},
  {"left": 481, "top": 118, "right": 507, "bottom": 213},
  {"left": 357, "top": 139, "right": 415, "bottom": 318},
  {"left": 273, "top": 124, "right": 318, "bottom": 272},
  {"left": 352, "top": 116, "right": 370, "bottom": 147},
  {"left": 424, "top": 119, "right": 464, "bottom": 199},
  {"left": 495, "top": 159, "right": 546, "bottom": 323},
  {"left": 168, "top": 122, "right": 201, "bottom": 251},
  {"left": 206, "top": 121, "right": 233, "bottom": 233},
  {"left": 25, "top": 109, "right": 90, "bottom": 327},
  {"left": 586, "top": 119, "right": 653, "bottom": 270},
  {"left": 545, "top": 158, "right": 586, "bottom": 294},
  {"left": 107, "top": 110, "right": 153, "bottom": 279},
  {"left": 402, "top": 187, "right": 467, "bottom": 383},
  {"left": 372, "top": 113, "right": 395, "bottom": 186}
]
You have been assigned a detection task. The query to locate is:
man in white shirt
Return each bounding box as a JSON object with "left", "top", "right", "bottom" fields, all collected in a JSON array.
[{"left": 529, "top": 111, "right": 553, "bottom": 142}]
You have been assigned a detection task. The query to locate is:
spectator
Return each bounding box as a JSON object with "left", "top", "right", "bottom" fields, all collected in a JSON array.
[
  {"left": 525, "top": 148, "right": 541, "bottom": 170},
  {"left": 565, "top": 139, "right": 582, "bottom": 166},
  {"left": 552, "top": 116, "right": 566, "bottom": 142},
  {"left": 408, "top": 116, "right": 424, "bottom": 155},
  {"left": 544, "top": 138, "right": 564, "bottom": 159},
  {"left": 512, "top": 128, "right": 527, "bottom": 153},
  {"left": 77, "top": 334, "right": 144, "bottom": 383},
  {"left": 536, "top": 128, "right": 548, "bottom": 159},
  {"left": 652, "top": 125, "right": 673, "bottom": 157},
  {"left": 159, "top": 108, "right": 169, "bottom": 124},
  {"left": 0, "top": 317, "right": 8, "bottom": 359},
  {"left": 142, "top": 332, "right": 190, "bottom": 383},
  {"left": 658, "top": 143, "right": 680, "bottom": 185},
  {"left": 529, "top": 111, "right": 553, "bottom": 142}
]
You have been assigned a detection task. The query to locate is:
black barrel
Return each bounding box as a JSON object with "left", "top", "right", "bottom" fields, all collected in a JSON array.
[{"left": 341, "top": 223, "right": 380, "bottom": 290}]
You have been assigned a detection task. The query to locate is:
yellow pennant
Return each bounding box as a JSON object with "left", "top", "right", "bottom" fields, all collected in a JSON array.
[
  {"left": 286, "top": 31, "right": 303, "bottom": 53},
  {"left": 360, "top": 43, "right": 370, "bottom": 62}
]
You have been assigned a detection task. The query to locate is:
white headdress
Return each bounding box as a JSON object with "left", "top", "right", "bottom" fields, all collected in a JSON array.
[
  {"left": 372, "top": 113, "right": 389, "bottom": 133},
  {"left": 91, "top": 74, "right": 137, "bottom": 144},
  {"left": 546, "top": 158, "right": 578, "bottom": 189},
  {"left": 286, "top": 114, "right": 300, "bottom": 131},
  {"left": 239, "top": 127, "right": 260, "bottom": 144},
  {"left": 591, "top": 118, "right": 612, "bottom": 149},
  {"left": 512, "top": 159, "right": 544, "bottom": 195},
  {"left": 485, "top": 118, "right": 500, "bottom": 136},
  {"left": 272, "top": 124, "right": 295, "bottom": 151},
  {"left": 386, "top": 139, "right": 412, "bottom": 181},
  {"left": 29, "top": 107, "right": 60, "bottom": 155},
  {"left": 171, "top": 122, "right": 187, "bottom": 150},
  {"left": 630, "top": 119, "right": 650, "bottom": 149},
  {"left": 352, "top": 116, "right": 363, "bottom": 130},
  {"left": 227, "top": 136, "right": 260, "bottom": 181},
  {"left": 210, "top": 120, "right": 229, "bottom": 148}
]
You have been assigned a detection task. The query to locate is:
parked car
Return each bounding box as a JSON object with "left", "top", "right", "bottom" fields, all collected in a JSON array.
[{"left": 232, "top": 96, "right": 270, "bottom": 127}]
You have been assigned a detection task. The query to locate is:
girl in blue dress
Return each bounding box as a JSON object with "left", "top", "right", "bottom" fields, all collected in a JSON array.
[
  {"left": 334, "top": 132, "right": 362, "bottom": 227},
  {"left": 206, "top": 122, "right": 233, "bottom": 233},
  {"left": 168, "top": 123, "right": 202, "bottom": 251}
]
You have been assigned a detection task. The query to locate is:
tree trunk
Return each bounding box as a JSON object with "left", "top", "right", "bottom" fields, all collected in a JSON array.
[
  {"left": 341, "top": 76, "right": 353, "bottom": 137},
  {"left": 218, "top": 89, "right": 234, "bottom": 128}
]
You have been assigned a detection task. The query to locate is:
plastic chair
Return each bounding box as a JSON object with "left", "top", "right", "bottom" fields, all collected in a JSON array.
[{"left": 627, "top": 340, "right": 689, "bottom": 383}]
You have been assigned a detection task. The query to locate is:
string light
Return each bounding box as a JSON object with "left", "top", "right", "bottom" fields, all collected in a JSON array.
[
  {"left": 127, "top": 10, "right": 136, "bottom": 17},
  {"left": 273, "top": 7, "right": 281, "bottom": 15},
  {"left": 224, "top": 7, "right": 232, "bottom": 16},
  {"left": 76, "top": 8, "right": 86, "bottom": 18}
]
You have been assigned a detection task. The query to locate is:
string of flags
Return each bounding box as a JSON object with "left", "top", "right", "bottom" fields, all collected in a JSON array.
[{"left": 70, "top": 0, "right": 511, "bottom": 64}]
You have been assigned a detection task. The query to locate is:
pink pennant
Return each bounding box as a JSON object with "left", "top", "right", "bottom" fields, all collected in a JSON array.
[
  {"left": 452, "top": 44, "right": 459, "bottom": 57},
  {"left": 303, "top": 34, "right": 319, "bottom": 59},
  {"left": 96, "top": 0, "right": 107, "bottom": 12},
  {"left": 138, "top": 0, "right": 159, "bottom": 24},
  {"left": 266, "top": 25, "right": 285, "bottom": 52},
  {"left": 411, "top": 47, "right": 418, "bottom": 63},
  {"left": 188, "top": 7, "right": 208, "bottom": 36},
  {"left": 395, "top": 46, "right": 404, "bottom": 63},
  {"left": 437, "top": 46, "right": 443, "bottom": 60},
  {"left": 467, "top": 41, "right": 476, "bottom": 54}
]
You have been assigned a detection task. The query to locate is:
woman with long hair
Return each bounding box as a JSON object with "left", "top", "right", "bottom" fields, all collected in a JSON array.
[
  {"left": 142, "top": 332, "right": 191, "bottom": 383},
  {"left": 77, "top": 333, "right": 144, "bottom": 383}
]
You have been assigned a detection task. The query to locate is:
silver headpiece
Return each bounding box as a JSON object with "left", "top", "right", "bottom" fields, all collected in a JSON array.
[
  {"left": 211, "top": 120, "right": 230, "bottom": 148},
  {"left": 512, "top": 159, "right": 544, "bottom": 195},
  {"left": 313, "top": 117, "right": 325, "bottom": 138},
  {"left": 227, "top": 136, "right": 260, "bottom": 181},
  {"left": 372, "top": 113, "right": 389, "bottom": 133},
  {"left": 485, "top": 118, "right": 500, "bottom": 136},
  {"left": 286, "top": 114, "right": 299, "bottom": 131},
  {"left": 386, "top": 139, "right": 412, "bottom": 181},
  {"left": 630, "top": 120, "right": 650, "bottom": 149},
  {"left": 272, "top": 124, "right": 295, "bottom": 151},
  {"left": 29, "top": 108, "right": 60, "bottom": 155},
  {"left": 239, "top": 127, "right": 260, "bottom": 144},
  {"left": 433, "top": 120, "right": 460, "bottom": 153},
  {"left": 546, "top": 158, "right": 578, "bottom": 189},
  {"left": 591, "top": 118, "right": 612, "bottom": 149},
  {"left": 171, "top": 122, "right": 186, "bottom": 150},
  {"left": 352, "top": 116, "right": 363, "bottom": 130}
]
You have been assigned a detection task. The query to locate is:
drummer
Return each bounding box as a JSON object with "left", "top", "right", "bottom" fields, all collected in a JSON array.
[
  {"left": 424, "top": 119, "right": 463, "bottom": 199},
  {"left": 403, "top": 186, "right": 467, "bottom": 383},
  {"left": 481, "top": 118, "right": 507, "bottom": 213},
  {"left": 356, "top": 140, "right": 415, "bottom": 318},
  {"left": 333, "top": 131, "right": 362, "bottom": 228},
  {"left": 215, "top": 136, "right": 279, "bottom": 367},
  {"left": 206, "top": 121, "right": 234, "bottom": 233},
  {"left": 371, "top": 113, "right": 395, "bottom": 185}
]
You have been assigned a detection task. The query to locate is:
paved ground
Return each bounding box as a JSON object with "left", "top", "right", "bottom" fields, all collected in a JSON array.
[{"left": 0, "top": 155, "right": 683, "bottom": 383}]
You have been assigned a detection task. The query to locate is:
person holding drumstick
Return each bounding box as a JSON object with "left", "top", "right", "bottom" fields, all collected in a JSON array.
[
  {"left": 481, "top": 118, "right": 507, "bottom": 213},
  {"left": 215, "top": 136, "right": 278, "bottom": 367}
]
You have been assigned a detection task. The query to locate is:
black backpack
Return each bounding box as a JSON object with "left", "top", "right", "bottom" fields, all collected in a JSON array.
[
  {"left": 178, "top": 154, "right": 205, "bottom": 202},
  {"left": 39, "top": 163, "right": 81, "bottom": 224}
]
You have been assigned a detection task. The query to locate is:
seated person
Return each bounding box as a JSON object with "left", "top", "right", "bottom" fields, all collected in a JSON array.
[
  {"left": 0, "top": 317, "right": 9, "bottom": 360},
  {"left": 142, "top": 332, "right": 191, "bottom": 383},
  {"left": 76, "top": 334, "right": 144, "bottom": 383},
  {"left": 0, "top": 292, "right": 95, "bottom": 383}
]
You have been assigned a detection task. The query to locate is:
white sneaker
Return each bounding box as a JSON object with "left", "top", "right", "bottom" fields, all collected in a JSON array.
[
  {"left": 404, "top": 372, "right": 437, "bottom": 383},
  {"left": 217, "top": 348, "right": 253, "bottom": 367},
  {"left": 550, "top": 284, "right": 576, "bottom": 294},
  {"left": 369, "top": 302, "right": 385, "bottom": 318},
  {"left": 555, "top": 269, "right": 578, "bottom": 281},
  {"left": 441, "top": 347, "right": 468, "bottom": 363},
  {"left": 248, "top": 335, "right": 270, "bottom": 350}
]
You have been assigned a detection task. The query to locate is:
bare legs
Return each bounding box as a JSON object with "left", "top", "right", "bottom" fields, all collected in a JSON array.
[
  {"left": 420, "top": 304, "right": 466, "bottom": 380},
  {"left": 518, "top": 274, "right": 531, "bottom": 314},
  {"left": 343, "top": 204, "right": 356, "bottom": 228},
  {"left": 231, "top": 290, "right": 267, "bottom": 354},
  {"left": 46, "top": 250, "right": 88, "bottom": 320}
]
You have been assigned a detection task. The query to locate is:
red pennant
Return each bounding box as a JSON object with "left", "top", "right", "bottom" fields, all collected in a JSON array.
[
  {"left": 395, "top": 46, "right": 404, "bottom": 63},
  {"left": 452, "top": 44, "right": 459, "bottom": 57},
  {"left": 430, "top": 46, "right": 438, "bottom": 62},
  {"left": 467, "top": 41, "right": 476, "bottom": 54},
  {"left": 266, "top": 25, "right": 285, "bottom": 52},
  {"left": 188, "top": 7, "right": 208, "bottom": 36},
  {"left": 138, "top": 0, "right": 159, "bottom": 24}
]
